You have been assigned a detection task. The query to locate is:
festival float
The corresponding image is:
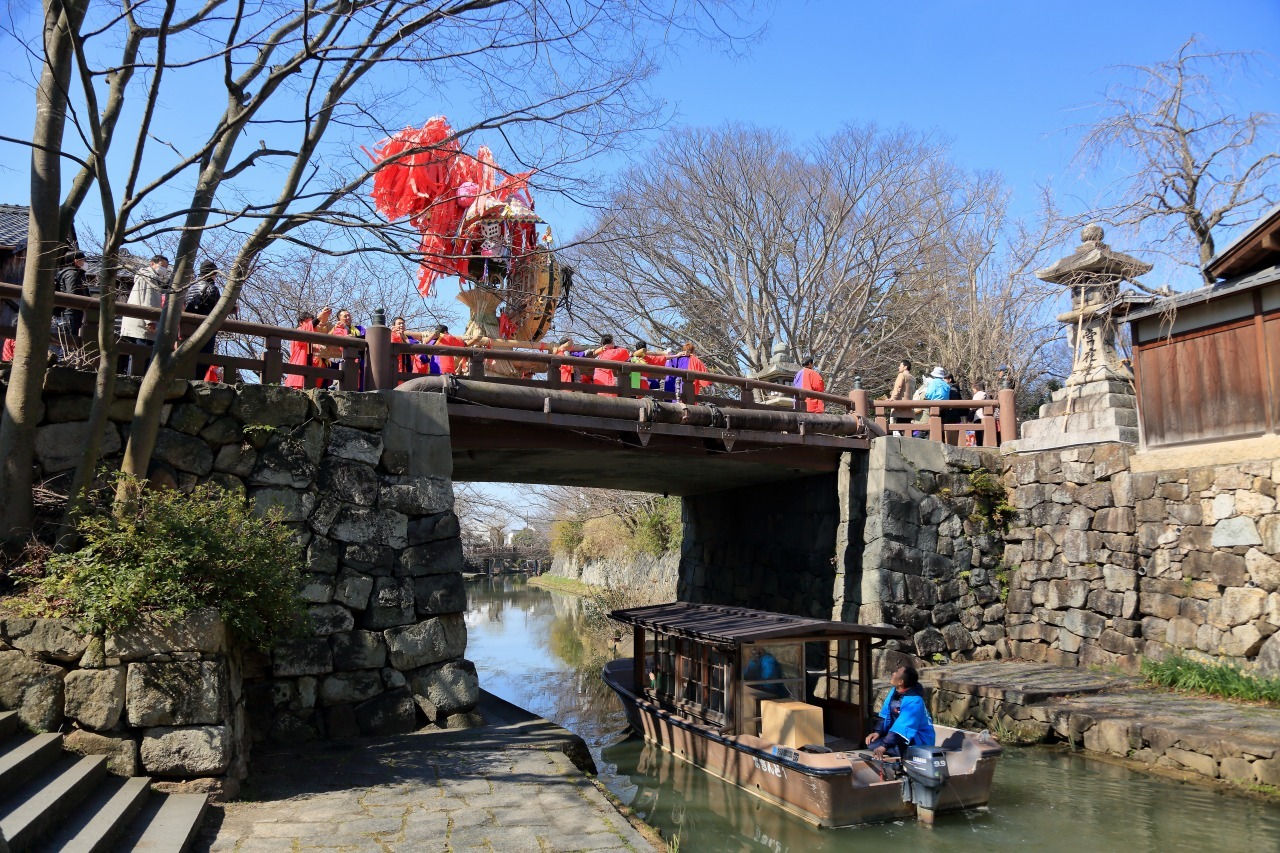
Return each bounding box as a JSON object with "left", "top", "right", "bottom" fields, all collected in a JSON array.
[{"left": 367, "top": 117, "right": 570, "bottom": 375}]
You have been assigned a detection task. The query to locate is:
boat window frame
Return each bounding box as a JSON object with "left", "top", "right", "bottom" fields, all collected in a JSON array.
[
  {"left": 642, "top": 630, "right": 731, "bottom": 729},
  {"left": 736, "top": 641, "right": 807, "bottom": 737}
]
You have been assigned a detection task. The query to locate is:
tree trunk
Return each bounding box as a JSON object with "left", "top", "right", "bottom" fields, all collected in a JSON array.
[
  {"left": 0, "top": 0, "right": 86, "bottom": 543},
  {"left": 57, "top": 262, "right": 119, "bottom": 549}
]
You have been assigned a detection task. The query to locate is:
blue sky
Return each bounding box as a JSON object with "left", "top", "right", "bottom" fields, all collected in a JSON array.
[
  {"left": 537, "top": 0, "right": 1280, "bottom": 257},
  {"left": 2, "top": 1, "right": 1276, "bottom": 282}
]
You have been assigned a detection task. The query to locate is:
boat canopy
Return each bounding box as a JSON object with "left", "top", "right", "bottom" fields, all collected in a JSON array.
[{"left": 608, "top": 602, "right": 907, "bottom": 647}]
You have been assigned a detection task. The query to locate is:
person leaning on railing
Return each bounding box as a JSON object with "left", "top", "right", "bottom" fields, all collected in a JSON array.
[
  {"left": 120, "top": 255, "right": 170, "bottom": 375},
  {"left": 284, "top": 307, "right": 331, "bottom": 389},
  {"left": 793, "top": 354, "right": 825, "bottom": 413},
  {"left": 183, "top": 260, "right": 223, "bottom": 380}
]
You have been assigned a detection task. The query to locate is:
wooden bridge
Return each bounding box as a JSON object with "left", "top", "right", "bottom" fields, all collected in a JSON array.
[{"left": 1, "top": 285, "right": 1017, "bottom": 493}]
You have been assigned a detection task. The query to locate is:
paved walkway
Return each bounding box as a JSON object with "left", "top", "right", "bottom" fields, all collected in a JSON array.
[
  {"left": 924, "top": 661, "right": 1280, "bottom": 787},
  {"left": 197, "top": 692, "right": 654, "bottom": 852}
]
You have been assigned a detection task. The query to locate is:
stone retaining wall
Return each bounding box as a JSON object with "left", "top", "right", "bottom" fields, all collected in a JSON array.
[
  {"left": 547, "top": 550, "right": 678, "bottom": 596},
  {"left": 855, "top": 438, "right": 1008, "bottom": 662},
  {"left": 1001, "top": 443, "right": 1280, "bottom": 672},
  {"left": 678, "top": 473, "right": 840, "bottom": 619},
  {"left": 8, "top": 369, "right": 479, "bottom": 750},
  {"left": 923, "top": 662, "right": 1280, "bottom": 789},
  {"left": 0, "top": 611, "right": 248, "bottom": 796}
]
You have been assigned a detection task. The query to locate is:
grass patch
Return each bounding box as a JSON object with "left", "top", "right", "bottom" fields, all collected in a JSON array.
[
  {"left": 527, "top": 574, "right": 596, "bottom": 596},
  {"left": 1140, "top": 654, "right": 1280, "bottom": 705}
]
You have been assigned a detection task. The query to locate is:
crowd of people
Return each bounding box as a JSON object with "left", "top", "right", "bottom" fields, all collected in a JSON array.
[
  {"left": 4, "top": 253, "right": 1007, "bottom": 429},
  {"left": 886, "top": 358, "right": 1010, "bottom": 444}
]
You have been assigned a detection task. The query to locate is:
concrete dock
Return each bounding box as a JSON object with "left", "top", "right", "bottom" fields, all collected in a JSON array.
[{"left": 198, "top": 691, "right": 654, "bottom": 852}]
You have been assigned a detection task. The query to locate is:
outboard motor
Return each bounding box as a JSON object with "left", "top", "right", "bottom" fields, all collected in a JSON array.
[{"left": 900, "top": 745, "right": 949, "bottom": 824}]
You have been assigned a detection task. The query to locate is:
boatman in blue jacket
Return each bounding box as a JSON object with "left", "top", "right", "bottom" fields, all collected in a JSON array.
[{"left": 864, "top": 665, "right": 936, "bottom": 759}]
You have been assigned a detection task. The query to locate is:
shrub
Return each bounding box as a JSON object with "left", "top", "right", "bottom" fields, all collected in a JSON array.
[
  {"left": 632, "top": 496, "right": 682, "bottom": 556},
  {"left": 1141, "top": 654, "right": 1280, "bottom": 705},
  {"left": 549, "top": 519, "right": 585, "bottom": 556},
  {"left": 578, "top": 515, "right": 631, "bottom": 560},
  {"left": 36, "top": 476, "right": 306, "bottom": 649}
]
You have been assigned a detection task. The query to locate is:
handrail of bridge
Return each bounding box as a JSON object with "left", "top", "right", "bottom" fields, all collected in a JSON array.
[
  {"left": 391, "top": 340, "right": 861, "bottom": 413},
  {"left": 0, "top": 282, "right": 1017, "bottom": 444}
]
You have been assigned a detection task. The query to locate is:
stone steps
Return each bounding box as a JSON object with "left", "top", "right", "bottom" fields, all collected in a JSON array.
[{"left": 0, "top": 711, "right": 207, "bottom": 852}]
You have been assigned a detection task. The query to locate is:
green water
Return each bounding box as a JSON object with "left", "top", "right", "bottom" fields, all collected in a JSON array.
[{"left": 464, "top": 577, "right": 1280, "bottom": 852}]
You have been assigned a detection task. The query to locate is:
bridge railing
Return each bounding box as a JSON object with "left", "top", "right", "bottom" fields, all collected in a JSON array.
[
  {"left": 0, "top": 283, "right": 1017, "bottom": 442},
  {"left": 0, "top": 283, "right": 369, "bottom": 390},
  {"left": 847, "top": 395, "right": 1017, "bottom": 448},
  {"left": 389, "top": 338, "right": 859, "bottom": 413}
]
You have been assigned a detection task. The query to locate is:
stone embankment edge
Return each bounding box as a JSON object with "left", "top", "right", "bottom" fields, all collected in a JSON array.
[
  {"left": 526, "top": 574, "right": 596, "bottom": 596},
  {"left": 920, "top": 669, "right": 1280, "bottom": 802},
  {"left": 478, "top": 690, "right": 666, "bottom": 852}
]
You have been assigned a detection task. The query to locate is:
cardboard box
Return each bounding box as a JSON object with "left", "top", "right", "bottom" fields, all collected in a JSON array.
[{"left": 760, "top": 699, "right": 824, "bottom": 749}]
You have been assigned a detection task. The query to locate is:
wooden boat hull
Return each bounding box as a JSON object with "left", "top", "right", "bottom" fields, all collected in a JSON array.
[{"left": 603, "top": 659, "right": 1000, "bottom": 828}]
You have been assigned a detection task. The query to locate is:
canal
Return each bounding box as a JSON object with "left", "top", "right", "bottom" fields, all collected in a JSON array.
[{"left": 464, "top": 577, "right": 1280, "bottom": 852}]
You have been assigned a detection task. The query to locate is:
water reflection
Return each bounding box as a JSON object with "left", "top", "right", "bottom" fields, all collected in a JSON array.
[{"left": 465, "top": 577, "right": 1280, "bottom": 852}]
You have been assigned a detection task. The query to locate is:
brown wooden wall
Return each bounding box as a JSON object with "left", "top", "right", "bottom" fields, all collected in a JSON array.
[
  {"left": 0, "top": 249, "right": 23, "bottom": 286},
  {"left": 1134, "top": 303, "right": 1279, "bottom": 448}
]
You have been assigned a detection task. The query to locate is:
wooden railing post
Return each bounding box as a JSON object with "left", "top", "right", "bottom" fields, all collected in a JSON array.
[
  {"left": 548, "top": 358, "right": 563, "bottom": 389},
  {"left": 998, "top": 386, "right": 1018, "bottom": 444},
  {"left": 339, "top": 346, "right": 360, "bottom": 391},
  {"left": 365, "top": 309, "right": 394, "bottom": 391},
  {"left": 262, "top": 335, "right": 283, "bottom": 385},
  {"left": 849, "top": 375, "right": 870, "bottom": 420},
  {"left": 928, "top": 405, "right": 943, "bottom": 442},
  {"left": 468, "top": 352, "right": 486, "bottom": 379}
]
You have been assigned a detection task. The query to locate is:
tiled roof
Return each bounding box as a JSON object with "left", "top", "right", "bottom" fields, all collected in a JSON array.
[{"left": 0, "top": 204, "right": 28, "bottom": 250}]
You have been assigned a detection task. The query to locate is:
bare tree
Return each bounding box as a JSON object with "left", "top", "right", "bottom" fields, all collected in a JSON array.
[
  {"left": 0, "top": 0, "right": 750, "bottom": 538},
  {"left": 566, "top": 123, "right": 1014, "bottom": 395},
  {"left": 1072, "top": 36, "right": 1279, "bottom": 282},
  {"left": 0, "top": 0, "right": 88, "bottom": 542},
  {"left": 907, "top": 186, "right": 1073, "bottom": 397}
]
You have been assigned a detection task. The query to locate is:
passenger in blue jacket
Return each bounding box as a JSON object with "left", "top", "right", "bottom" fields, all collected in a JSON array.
[{"left": 865, "top": 665, "right": 935, "bottom": 759}]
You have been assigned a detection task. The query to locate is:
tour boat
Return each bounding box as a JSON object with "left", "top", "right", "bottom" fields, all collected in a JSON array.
[{"left": 602, "top": 602, "right": 1002, "bottom": 827}]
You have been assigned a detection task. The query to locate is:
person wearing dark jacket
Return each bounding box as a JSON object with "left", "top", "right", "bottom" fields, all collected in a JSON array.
[
  {"left": 55, "top": 250, "right": 89, "bottom": 338},
  {"left": 185, "top": 260, "right": 222, "bottom": 379},
  {"left": 865, "top": 665, "right": 936, "bottom": 760}
]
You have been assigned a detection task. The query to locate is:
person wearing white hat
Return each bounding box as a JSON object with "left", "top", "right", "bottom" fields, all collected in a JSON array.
[{"left": 923, "top": 365, "right": 951, "bottom": 402}]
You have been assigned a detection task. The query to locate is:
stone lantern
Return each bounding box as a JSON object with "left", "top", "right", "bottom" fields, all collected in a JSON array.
[
  {"left": 1016, "top": 225, "right": 1156, "bottom": 451},
  {"left": 1035, "top": 223, "right": 1152, "bottom": 387},
  {"left": 751, "top": 341, "right": 802, "bottom": 407}
]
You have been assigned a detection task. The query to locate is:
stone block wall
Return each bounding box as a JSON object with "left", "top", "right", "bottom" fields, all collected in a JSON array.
[
  {"left": 1001, "top": 443, "right": 1280, "bottom": 671},
  {"left": 548, "top": 550, "right": 678, "bottom": 596},
  {"left": 678, "top": 473, "right": 839, "bottom": 618},
  {"left": 0, "top": 611, "right": 248, "bottom": 797},
  {"left": 8, "top": 369, "right": 479, "bottom": 748},
  {"left": 854, "top": 438, "right": 1008, "bottom": 662}
]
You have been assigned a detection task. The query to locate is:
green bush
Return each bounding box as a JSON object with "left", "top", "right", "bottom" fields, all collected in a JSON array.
[
  {"left": 632, "top": 496, "right": 682, "bottom": 556},
  {"left": 1141, "top": 654, "right": 1280, "bottom": 705},
  {"left": 37, "top": 477, "right": 306, "bottom": 649},
  {"left": 549, "top": 519, "right": 585, "bottom": 556}
]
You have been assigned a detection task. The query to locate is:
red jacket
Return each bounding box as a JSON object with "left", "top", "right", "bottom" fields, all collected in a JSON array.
[
  {"left": 434, "top": 333, "right": 465, "bottom": 374},
  {"left": 593, "top": 345, "right": 631, "bottom": 387},
  {"left": 794, "top": 367, "right": 825, "bottom": 413},
  {"left": 285, "top": 319, "right": 324, "bottom": 389}
]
